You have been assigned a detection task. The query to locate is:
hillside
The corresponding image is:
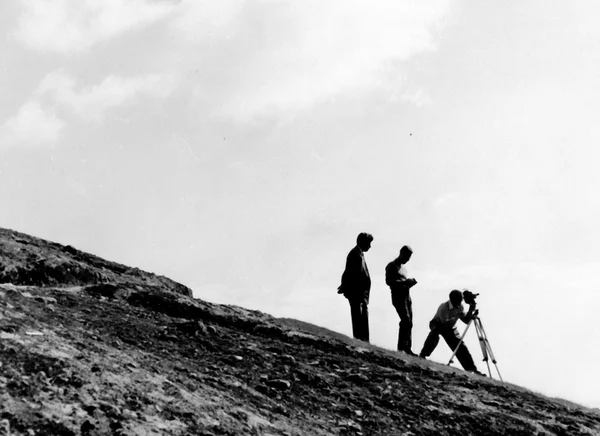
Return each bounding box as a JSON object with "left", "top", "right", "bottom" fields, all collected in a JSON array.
[{"left": 1, "top": 228, "right": 599, "bottom": 436}]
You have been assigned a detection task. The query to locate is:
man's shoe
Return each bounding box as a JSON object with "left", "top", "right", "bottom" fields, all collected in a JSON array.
[
  {"left": 469, "top": 369, "right": 486, "bottom": 376},
  {"left": 403, "top": 349, "right": 418, "bottom": 357}
]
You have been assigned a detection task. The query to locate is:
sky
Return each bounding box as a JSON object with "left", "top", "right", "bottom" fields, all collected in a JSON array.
[{"left": 1, "top": 0, "right": 599, "bottom": 409}]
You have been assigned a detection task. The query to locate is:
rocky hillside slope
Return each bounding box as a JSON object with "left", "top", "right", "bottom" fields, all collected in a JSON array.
[{"left": 1, "top": 227, "right": 599, "bottom": 436}]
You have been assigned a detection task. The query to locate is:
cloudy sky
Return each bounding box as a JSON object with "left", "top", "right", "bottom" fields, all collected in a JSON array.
[{"left": 1, "top": 0, "right": 599, "bottom": 408}]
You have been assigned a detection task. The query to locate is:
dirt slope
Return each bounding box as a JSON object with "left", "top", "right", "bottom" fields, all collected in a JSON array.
[{"left": 1, "top": 227, "right": 599, "bottom": 436}]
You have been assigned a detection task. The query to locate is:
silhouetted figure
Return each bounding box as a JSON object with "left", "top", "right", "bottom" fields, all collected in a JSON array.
[
  {"left": 419, "top": 290, "right": 483, "bottom": 375},
  {"left": 337, "top": 233, "right": 373, "bottom": 342},
  {"left": 385, "top": 245, "right": 417, "bottom": 355}
]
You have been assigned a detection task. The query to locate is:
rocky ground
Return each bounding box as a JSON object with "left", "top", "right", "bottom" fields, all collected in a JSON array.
[{"left": 1, "top": 227, "right": 599, "bottom": 436}]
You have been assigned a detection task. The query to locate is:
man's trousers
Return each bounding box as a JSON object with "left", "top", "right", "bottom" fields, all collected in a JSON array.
[
  {"left": 391, "top": 289, "right": 412, "bottom": 352},
  {"left": 420, "top": 325, "right": 477, "bottom": 371},
  {"left": 348, "top": 297, "right": 369, "bottom": 342}
]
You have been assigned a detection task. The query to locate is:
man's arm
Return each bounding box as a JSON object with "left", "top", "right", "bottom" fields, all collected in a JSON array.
[
  {"left": 437, "top": 303, "right": 450, "bottom": 323},
  {"left": 430, "top": 303, "right": 449, "bottom": 330},
  {"left": 385, "top": 263, "right": 416, "bottom": 288},
  {"left": 347, "top": 249, "right": 364, "bottom": 279},
  {"left": 340, "top": 249, "right": 365, "bottom": 292},
  {"left": 459, "top": 304, "right": 477, "bottom": 323}
]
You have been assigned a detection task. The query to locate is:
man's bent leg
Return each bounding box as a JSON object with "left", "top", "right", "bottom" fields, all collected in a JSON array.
[
  {"left": 442, "top": 329, "right": 477, "bottom": 371},
  {"left": 420, "top": 329, "right": 441, "bottom": 358}
]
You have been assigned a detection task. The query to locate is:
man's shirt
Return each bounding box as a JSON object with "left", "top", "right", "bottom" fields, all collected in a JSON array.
[
  {"left": 385, "top": 260, "right": 409, "bottom": 292},
  {"left": 430, "top": 300, "right": 468, "bottom": 330}
]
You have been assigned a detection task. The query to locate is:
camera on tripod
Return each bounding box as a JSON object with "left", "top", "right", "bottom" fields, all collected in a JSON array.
[
  {"left": 462, "top": 289, "right": 479, "bottom": 306},
  {"left": 448, "top": 289, "right": 503, "bottom": 381}
]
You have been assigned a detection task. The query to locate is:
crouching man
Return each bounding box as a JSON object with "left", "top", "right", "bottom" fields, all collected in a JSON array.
[{"left": 419, "top": 290, "right": 484, "bottom": 375}]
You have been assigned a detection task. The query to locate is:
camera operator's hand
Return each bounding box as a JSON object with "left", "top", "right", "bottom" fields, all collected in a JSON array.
[
  {"left": 466, "top": 303, "right": 478, "bottom": 319},
  {"left": 408, "top": 278, "right": 417, "bottom": 287}
]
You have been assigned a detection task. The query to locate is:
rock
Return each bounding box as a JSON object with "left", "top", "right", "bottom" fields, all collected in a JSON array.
[
  {"left": 346, "top": 373, "right": 369, "bottom": 384},
  {"left": 255, "top": 384, "right": 270, "bottom": 395},
  {"left": 122, "top": 409, "right": 138, "bottom": 420},
  {"left": 176, "top": 320, "right": 208, "bottom": 336},
  {"left": 0, "top": 324, "right": 19, "bottom": 333},
  {"left": 273, "top": 405, "right": 288, "bottom": 416},
  {"left": 80, "top": 419, "right": 96, "bottom": 435},
  {"left": 84, "top": 284, "right": 120, "bottom": 299},
  {"left": 265, "top": 379, "right": 291, "bottom": 390},
  {"left": 25, "top": 330, "right": 44, "bottom": 336},
  {"left": 63, "top": 245, "right": 78, "bottom": 255},
  {"left": 109, "top": 420, "right": 124, "bottom": 434},
  {"left": 35, "top": 296, "right": 57, "bottom": 304},
  {"left": 281, "top": 354, "right": 297, "bottom": 364},
  {"left": 338, "top": 420, "right": 362, "bottom": 431},
  {"left": 83, "top": 405, "right": 97, "bottom": 415}
]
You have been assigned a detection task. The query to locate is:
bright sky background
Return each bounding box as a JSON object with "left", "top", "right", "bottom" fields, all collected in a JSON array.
[{"left": 1, "top": 0, "right": 599, "bottom": 409}]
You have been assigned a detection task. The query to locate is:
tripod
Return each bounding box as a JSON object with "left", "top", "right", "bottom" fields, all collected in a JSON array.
[{"left": 448, "top": 315, "right": 503, "bottom": 381}]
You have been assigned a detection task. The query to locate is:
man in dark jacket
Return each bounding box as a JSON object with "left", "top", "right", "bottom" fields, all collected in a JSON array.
[
  {"left": 385, "top": 245, "right": 417, "bottom": 355},
  {"left": 337, "top": 233, "right": 373, "bottom": 342},
  {"left": 419, "top": 290, "right": 483, "bottom": 375}
]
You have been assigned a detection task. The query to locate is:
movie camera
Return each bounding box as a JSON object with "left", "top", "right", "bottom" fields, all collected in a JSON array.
[{"left": 462, "top": 289, "right": 479, "bottom": 306}]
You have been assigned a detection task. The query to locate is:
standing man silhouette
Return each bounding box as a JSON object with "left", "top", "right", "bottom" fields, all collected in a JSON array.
[
  {"left": 386, "top": 245, "right": 418, "bottom": 355},
  {"left": 337, "top": 233, "right": 373, "bottom": 342}
]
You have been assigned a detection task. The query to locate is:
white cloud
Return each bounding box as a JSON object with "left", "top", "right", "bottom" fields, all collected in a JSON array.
[
  {"left": 15, "top": 0, "right": 175, "bottom": 54},
  {"left": 0, "top": 70, "right": 177, "bottom": 147},
  {"left": 399, "top": 87, "right": 433, "bottom": 107},
  {"left": 14, "top": 1, "right": 452, "bottom": 120},
  {"left": 37, "top": 70, "right": 177, "bottom": 122},
  {"left": 170, "top": 0, "right": 244, "bottom": 41},
  {"left": 433, "top": 192, "right": 460, "bottom": 208},
  {"left": 171, "top": 0, "right": 453, "bottom": 120},
  {"left": 0, "top": 101, "right": 65, "bottom": 147},
  {"left": 573, "top": 1, "right": 600, "bottom": 38}
]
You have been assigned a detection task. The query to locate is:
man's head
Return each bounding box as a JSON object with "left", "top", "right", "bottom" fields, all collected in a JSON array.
[
  {"left": 449, "top": 290, "right": 463, "bottom": 306},
  {"left": 398, "top": 245, "right": 413, "bottom": 263},
  {"left": 356, "top": 232, "right": 373, "bottom": 252}
]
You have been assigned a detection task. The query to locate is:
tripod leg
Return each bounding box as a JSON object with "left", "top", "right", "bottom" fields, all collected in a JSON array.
[
  {"left": 477, "top": 319, "right": 503, "bottom": 382},
  {"left": 447, "top": 318, "right": 474, "bottom": 366},
  {"left": 474, "top": 319, "right": 492, "bottom": 377}
]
